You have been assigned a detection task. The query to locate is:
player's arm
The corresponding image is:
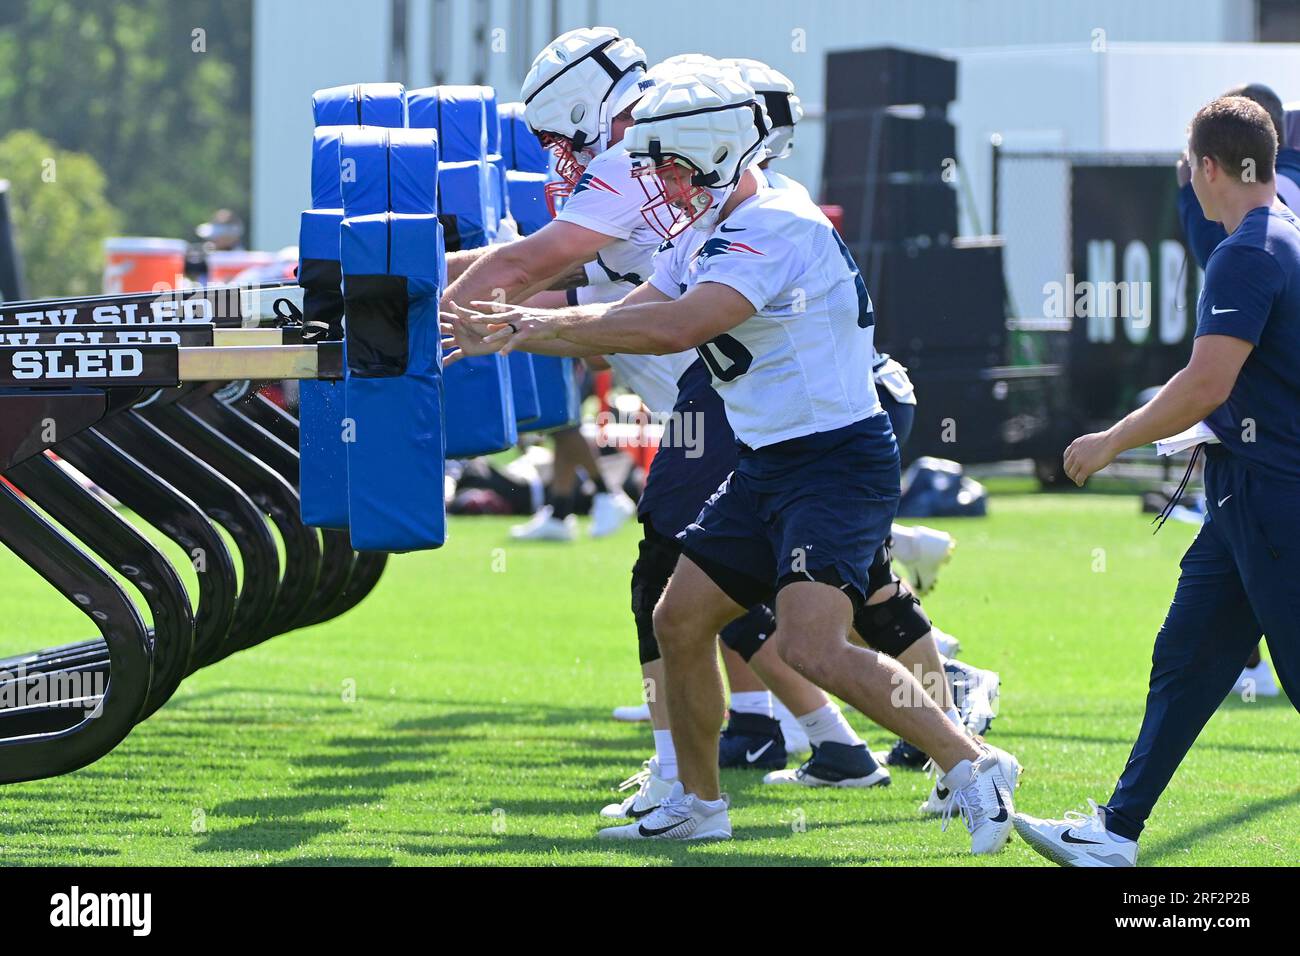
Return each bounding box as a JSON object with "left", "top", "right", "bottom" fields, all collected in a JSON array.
[
  {"left": 1064, "top": 244, "right": 1277, "bottom": 485},
  {"left": 1063, "top": 335, "right": 1254, "bottom": 484},
  {"left": 478, "top": 281, "right": 751, "bottom": 357},
  {"left": 441, "top": 220, "right": 614, "bottom": 309}
]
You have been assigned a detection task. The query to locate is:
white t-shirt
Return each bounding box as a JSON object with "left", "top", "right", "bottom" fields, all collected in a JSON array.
[{"left": 649, "top": 178, "right": 882, "bottom": 448}]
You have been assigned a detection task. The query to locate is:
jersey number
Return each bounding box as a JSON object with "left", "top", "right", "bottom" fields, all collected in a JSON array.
[{"left": 697, "top": 334, "right": 753, "bottom": 382}]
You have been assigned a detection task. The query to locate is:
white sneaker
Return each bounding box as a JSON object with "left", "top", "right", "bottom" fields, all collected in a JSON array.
[
  {"left": 589, "top": 490, "right": 636, "bottom": 538},
  {"left": 1013, "top": 800, "right": 1138, "bottom": 867},
  {"left": 893, "top": 525, "right": 955, "bottom": 594},
  {"left": 599, "top": 757, "right": 676, "bottom": 819},
  {"left": 931, "top": 625, "right": 961, "bottom": 659},
  {"left": 598, "top": 781, "right": 731, "bottom": 840},
  {"left": 510, "top": 505, "right": 577, "bottom": 541},
  {"left": 940, "top": 745, "right": 1021, "bottom": 855},
  {"left": 919, "top": 760, "right": 954, "bottom": 817},
  {"left": 945, "top": 658, "right": 1001, "bottom": 735},
  {"left": 1231, "top": 661, "right": 1281, "bottom": 699},
  {"left": 611, "top": 702, "right": 652, "bottom": 722}
]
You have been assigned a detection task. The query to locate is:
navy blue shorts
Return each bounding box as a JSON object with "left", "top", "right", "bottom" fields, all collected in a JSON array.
[
  {"left": 678, "top": 413, "right": 901, "bottom": 610},
  {"left": 637, "top": 358, "right": 738, "bottom": 539}
]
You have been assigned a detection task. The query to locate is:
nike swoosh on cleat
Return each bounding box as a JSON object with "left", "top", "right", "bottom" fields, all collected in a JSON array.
[
  {"left": 639, "top": 819, "right": 688, "bottom": 837},
  {"left": 628, "top": 804, "right": 659, "bottom": 820},
  {"left": 1061, "top": 829, "right": 1103, "bottom": 846},
  {"left": 746, "top": 741, "right": 774, "bottom": 762},
  {"left": 989, "top": 787, "right": 1008, "bottom": 823},
  {"left": 935, "top": 785, "right": 950, "bottom": 800}
]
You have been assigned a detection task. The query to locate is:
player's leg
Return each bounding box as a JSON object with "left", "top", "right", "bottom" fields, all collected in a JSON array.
[
  {"left": 510, "top": 429, "right": 581, "bottom": 540},
  {"left": 600, "top": 524, "right": 684, "bottom": 819},
  {"left": 598, "top": 554, "right": 745, "bottom": 841},
  {"left": 717, "top": 623, "right": 790, "bottom": 771},
  {"left": 720, "top": 615, "right": 888, "bottom": 787},
  {"left": 1014, "top": 515, "right": 1259, "bottom": 866},
  {"left": 771, "top": 581, "right": 1018, "bottom": 853}
]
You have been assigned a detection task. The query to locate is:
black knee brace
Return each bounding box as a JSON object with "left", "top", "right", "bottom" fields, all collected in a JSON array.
[
  {"left": 853, "top": 587, "right": 932, "bottom": 657},
  {"left": 630, "top": 526, "right": 681, "bottom": 664},
  {"left": 718, "top": 604, "right": 777, "bottom": 662}
]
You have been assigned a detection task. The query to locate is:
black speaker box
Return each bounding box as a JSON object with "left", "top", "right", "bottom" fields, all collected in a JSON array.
[
  {"left": 856, "top": 240, "right": 1007, "bottom": 358},
  {"left": 823, "top": 111, "right": 956, "bottom": 180},
  {"left": 825, "top": 47, "right": 957, "bottom": 112},
  {"left": 902, "top": 363, "right": 1063, "bottom": 464},
  {"left": 824, "top": 173, "right": 958, "bottom": 244}
]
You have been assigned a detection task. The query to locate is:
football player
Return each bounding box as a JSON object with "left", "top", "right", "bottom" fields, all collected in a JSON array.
[{"left": 447, "top": 67, "right": 1022, "bottom": 852}]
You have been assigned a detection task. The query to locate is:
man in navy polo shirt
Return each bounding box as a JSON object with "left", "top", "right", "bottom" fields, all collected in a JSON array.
[{"left": 1015, "top": 95, "right": 1300, "bottom": 866}]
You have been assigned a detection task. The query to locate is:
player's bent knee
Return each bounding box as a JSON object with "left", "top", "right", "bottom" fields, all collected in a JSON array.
[
  {"left": 718, "top": 604, "right": 777, "bottom": 662},
  {"left": 853, "top": 587, "right": 932, "bottom": 657}
]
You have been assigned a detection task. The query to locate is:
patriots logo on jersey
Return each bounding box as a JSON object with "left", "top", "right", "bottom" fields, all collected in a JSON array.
[
  {"left": 694, "top": 237, "right": 765, "bottom": 263},
  {"left": 572, "top": 172, "right": 620, "bottom": 197}
]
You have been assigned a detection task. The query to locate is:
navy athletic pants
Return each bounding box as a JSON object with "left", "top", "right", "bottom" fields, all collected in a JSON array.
[{"left": 1103, "top": 446, "right": 1299, "bottom": 841}]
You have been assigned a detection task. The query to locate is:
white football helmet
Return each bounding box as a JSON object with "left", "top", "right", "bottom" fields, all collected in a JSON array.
[
  {"left": 520, "top": 27, "right": 650, "bottom": 201},
  {"left": 723, "top": 58, "right": 802, "bottom": 160},
  {"left": 624, "top": 68, "right": 769, "bottom": 238},
  {"left": 645, "top": 53, "right": 722, "bottom": 84}
]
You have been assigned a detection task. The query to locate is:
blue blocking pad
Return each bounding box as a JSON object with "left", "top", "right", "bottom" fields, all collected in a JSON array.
[
  {"left": 488, "top": 154, "right": 508, "bottom": 221},
  {"left": 313, "top": 82, "right": 408, "bottom": 128},
  {"left": 339, "top": 127, "right": 390, "bottom": 217},
  {"left": 340, "top": 212, "right": 446, "bottom": 551},
  {"left": 505, "top": 170, "right": 552, "bottom": 236},
  {"left": 509, "top": 351, "right": 541, "bottom": 425},
  {"left": 408, "top": 85, "right": 487, "bottom": 162},
  {"left": 500, "top": 102, "right": 550, "bottom": 173},
  {"left": 525, "top": 355, "right": 581, "bottom": 433},
  {"left": 389, "top": 129, "right": 440, "bottom": 214},
  {"left": 310, "top": 126, "right": 348, "bottom": 208},
  {"left": 298, "top": 205, "right": 350, "bottom": 528},
  {"left": 481, "top": 86, "right": 501, "bottom": 155},
  {"left": 443, "top": 354, "right": 518, "bottom": 458},
  {"left": 438, "top": 160, "right": 492, "bottom": 250}
]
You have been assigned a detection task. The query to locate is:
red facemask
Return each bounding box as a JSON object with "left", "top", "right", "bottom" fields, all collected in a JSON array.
[
  {"left": 632, "top": 158, "right": 714, "bottom": 240},
  {"left": 541, "top": 133, "right": 592, "bottom": 216}
]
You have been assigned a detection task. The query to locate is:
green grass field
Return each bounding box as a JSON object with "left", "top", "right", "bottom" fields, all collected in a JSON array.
[{"left": 0, "top": 491, "right": 1294, "bottom": 866}]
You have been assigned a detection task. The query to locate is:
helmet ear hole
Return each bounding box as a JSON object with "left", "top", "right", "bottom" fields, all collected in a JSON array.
[
  {"left": 713, "top": 146, "right": 729, "bottom": 165},
  {"left": 571, "top": 104, "right": 586, "bottom": 124}
]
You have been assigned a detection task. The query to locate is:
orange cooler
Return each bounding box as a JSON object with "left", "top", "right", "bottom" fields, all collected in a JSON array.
[
  {"left": 206, "top": 249, "right": 276, "bottom": 285},
  {"left": 103, "top": 237, "right": 188, "bottom": 294}
]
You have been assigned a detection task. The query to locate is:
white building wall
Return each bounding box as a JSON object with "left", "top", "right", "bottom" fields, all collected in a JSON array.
[{"left": 251, "top": 0, "right": 1257, "bottom": 249}]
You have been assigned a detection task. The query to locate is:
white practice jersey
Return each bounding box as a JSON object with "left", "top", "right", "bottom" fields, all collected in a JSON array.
[
  {"left": 761, "top": 166, "right": 908, "bottom": 403},
  {"left": 649, "top": 178, "right": 881, "bottom": 448}
]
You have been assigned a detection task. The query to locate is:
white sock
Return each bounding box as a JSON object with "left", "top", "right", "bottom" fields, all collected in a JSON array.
[
  {"left": 772, "top": 698, "right": 796, "bottom": 723},
  {"left": 653, "top": 729, "right": 678, "bottom": 781},
  {"left": 945, "top": 707, "right": 963, "bottom": 729},
  {"left": 797, "top": 703, "right": 861, "bottom": 748},
  {"left": 730, "top": 690, "right": 773, "bottom": 717}
]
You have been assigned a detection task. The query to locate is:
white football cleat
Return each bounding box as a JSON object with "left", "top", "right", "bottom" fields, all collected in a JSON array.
[
  {"left": 600, "top": 757, "right": 676, "bottom": 819},
  {"left": 945, "top": 658, "right": 1001, "bottom": 735},
  {"left": 598, "top": 781, "right": 731, "bottom": 840},
  {"left": 1013, "top": 800, "right": 1138, "bottom": 867},
  {"left": 1230, "top": 660, "right": 1281, "bottom": 699},
  {"left": 931, "top": 625, "right": 961, "bottom": 659},
  {"left": 589, "top": 490, "right": 636, "bottom": 538},
  {"left": 940, "top": 745, "right": 1021, "bottom": 855},
  {"left": 892, "top": 525, "right": 955, "bottom": 594},
  {"left": 611, "top": 702, "right": 652, "bottom": 722},
  {"left": 510, "top": 505, "right": 577, "bottom": 541},
  {"left": 919, "top": 761, "right": 953, "bottom": 817}
]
